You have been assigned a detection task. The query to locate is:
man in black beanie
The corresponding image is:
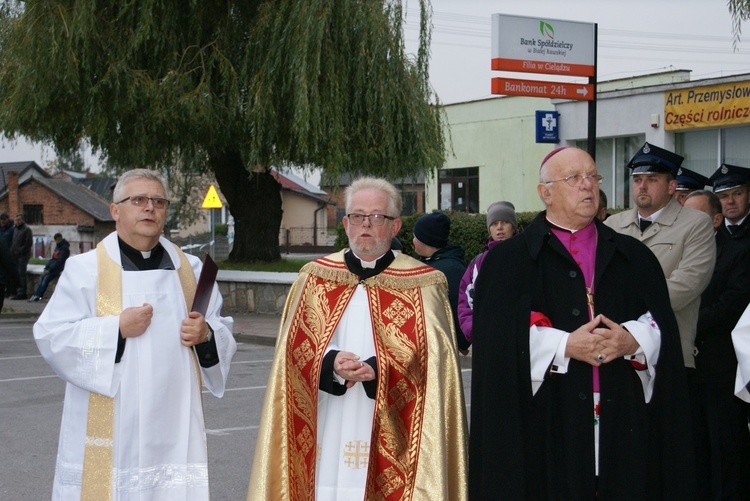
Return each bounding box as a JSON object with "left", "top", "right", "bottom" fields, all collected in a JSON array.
[{"left": 412, "top": 212, "right": 469, "bottom": 353}]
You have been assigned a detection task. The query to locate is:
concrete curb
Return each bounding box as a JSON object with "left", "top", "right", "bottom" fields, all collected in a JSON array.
[{"left": 0, "top": 312, "right": 38, "bottom": 320}]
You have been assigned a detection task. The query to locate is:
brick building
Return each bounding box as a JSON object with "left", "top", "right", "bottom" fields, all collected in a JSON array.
[{"left": 0, "top": 162, "right": 115, "bottom": 257}]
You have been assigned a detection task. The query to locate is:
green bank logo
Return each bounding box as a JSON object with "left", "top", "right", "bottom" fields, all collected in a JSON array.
[{"left": 540, "top": 21, "right": 554, "bottom": 39}]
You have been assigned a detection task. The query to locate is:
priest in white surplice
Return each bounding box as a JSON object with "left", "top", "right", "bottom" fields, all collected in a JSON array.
[{"left": 34, "top": 169, "right": 236, "bottom": 500}]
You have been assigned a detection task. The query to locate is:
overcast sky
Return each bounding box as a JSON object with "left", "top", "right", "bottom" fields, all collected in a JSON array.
[
  {"left": 2, "top": 0, "right": 749, "bottom": 169},
  {"left": 408, "top": 0, "right": 750, "bottom": 104}
]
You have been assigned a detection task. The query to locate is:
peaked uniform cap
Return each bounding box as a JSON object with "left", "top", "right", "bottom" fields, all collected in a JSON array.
[
  {"left": 675, "top": 167, "right": 710, "bottom": 191},
  {"left": 708, "top": 163, "right": 750, "bottom": 193},
  {"left": 627, "top": 142, "right": 684, "bottom": 176}
]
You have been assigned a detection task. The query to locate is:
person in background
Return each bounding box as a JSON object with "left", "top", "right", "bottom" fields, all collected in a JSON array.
[
  {"left": 597, "top": 188, "right": 610, "bottom": 221},
  {"left": 709, "top": 163, "right": 750, "bottom": 244},
  {"left": 0, "top": 237, "right": 19, "bottom": 313},
  {"left": 673, "top": 167, "right": 709, "bottom": 206},
  {"left": 247, "top": 177, "right": 467, "bottom": 500},
  {"left": 0, "top": 213, "right": 14, "bottom": 247},
  {"left": 10, "top": 213, "right": 32, "bottom": 299},
  {"left": 470, "top": 146, "right": 695, "bottom": 498},
  {"left": 412, "top": 211, "right": 469, "bottom": 353},
  {"left": 684, "top": 189, "right": 750, "bottom": 499},
  {"left": 28, "top": 233, "right": 70, "bottom": 302},
  {"left": 34, "top": 169, "right": 236, "bottom": 499},
  {"left": 457, "top": 200, "right": 518, "bottom": 343},
  {"left": 605, "top": 142, "right": 715, "bottom": 371},
  {"left": 0, "top": 213, "right": 17, "bottom": 297}
]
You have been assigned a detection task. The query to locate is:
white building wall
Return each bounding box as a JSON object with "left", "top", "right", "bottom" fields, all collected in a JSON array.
[
  {"left": 556, "top": 90, "right": 671, "bottom": 147},
  {"left": 278, "top": 191, "right": 329, "bottom": 247},
  {"left": 429, "top": 95, "right": 558, "bottom": 213}
]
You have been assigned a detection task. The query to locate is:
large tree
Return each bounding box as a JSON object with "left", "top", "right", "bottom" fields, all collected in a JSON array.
[{"left": 0, "top": 0, "right": 444, "bottom": 261}]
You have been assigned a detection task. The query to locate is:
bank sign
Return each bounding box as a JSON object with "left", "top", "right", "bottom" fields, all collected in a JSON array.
[
  {"left": 664, "top": 81, "right": 750, "bottom": 130},
  {"left": 491, "top": 14, "right": 595, "bottom": 77}
]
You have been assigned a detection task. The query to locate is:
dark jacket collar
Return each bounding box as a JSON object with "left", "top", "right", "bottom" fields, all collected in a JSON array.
[
  {"left": 523, "top": 211, "right": 621, "bottom": 272},
  {"left": 420, "top": 244, "right": 467, "bottom": 266}
]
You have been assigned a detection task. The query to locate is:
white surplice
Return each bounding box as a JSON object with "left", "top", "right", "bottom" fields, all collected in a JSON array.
[
  {"left": 316, "top": 285, "right": 376, "bottom": 501},
  {"left": 33, "top": 232, "right": 236, "bottom": 500},
  {"left": 733, "top": 304, "right": 750, "bottom": 402}
]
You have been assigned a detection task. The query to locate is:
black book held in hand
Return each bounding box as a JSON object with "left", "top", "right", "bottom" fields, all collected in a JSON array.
[{"left": 191, "top": 253, "right": 218, "bottom": 315}]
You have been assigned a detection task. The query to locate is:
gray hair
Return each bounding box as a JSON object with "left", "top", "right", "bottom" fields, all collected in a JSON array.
[
  {"left": 344, "top": 177, "right": 402, "bottom": 217},
  {"left": 539, "top": 163, "right": 549, "bottom": 183},
  {"left": 686, "top": 189, "right": 722, "bottom": 216},
  {"left": 112, "top": 169, "right": 168, "bottom": 202}
]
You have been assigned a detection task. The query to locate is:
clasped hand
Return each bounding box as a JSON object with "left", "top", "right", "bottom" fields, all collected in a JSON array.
[
  {"left": 565, "top": 314, "right": 640, "bottom": 367},
  {"left": 334, "top": 351, "right": 375, "bottom": 388}
]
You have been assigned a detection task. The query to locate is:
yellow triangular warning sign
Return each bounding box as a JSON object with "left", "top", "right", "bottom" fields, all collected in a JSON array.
[{"left": 201, "top": 185, "right": 223, "bottom": 209}]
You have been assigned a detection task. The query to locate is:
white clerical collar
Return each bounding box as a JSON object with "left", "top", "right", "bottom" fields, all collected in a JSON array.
[
  {"left": 141, "top": 250, "right": 152, "bottom": 259},
  {"left": 350, "top": 250, "right": 394, "bottom": 268},
  {"left": 638, "top": 205, "right": 666, "bottom": 223},
  {"left": 545, "top": 216, "right": 589, "bottom": 234}
]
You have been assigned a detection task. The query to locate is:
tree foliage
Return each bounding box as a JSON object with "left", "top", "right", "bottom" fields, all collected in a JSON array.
[
  {"left": 49, "top": 144, "right": 86, "bottom": 173},
  {"left": 0, "top": 0, "right": 445, "bottom": 261},
  {"left": 728, "top": 0, "right": 750, "bottom": 49}
]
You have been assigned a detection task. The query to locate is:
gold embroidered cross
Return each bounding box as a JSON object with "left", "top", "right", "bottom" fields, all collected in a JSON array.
[{"left": 343, "top": 440, "right": 370, "bottom": 470}]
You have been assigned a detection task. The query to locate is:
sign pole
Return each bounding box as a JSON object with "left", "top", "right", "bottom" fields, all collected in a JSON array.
[
  {"left": 201, "top": 184, "right": 224, "bottom": 260},
  {"left": 209, "top": 210, "right": 215, "bottom": 258},
  {"left": 587, "top": 23, "right": 598, "bottom": 160}
]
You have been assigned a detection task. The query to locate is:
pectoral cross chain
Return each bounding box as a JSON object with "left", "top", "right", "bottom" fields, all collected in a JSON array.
[{"left": 586, "top": 286, "right": 595, "bottom": 319}]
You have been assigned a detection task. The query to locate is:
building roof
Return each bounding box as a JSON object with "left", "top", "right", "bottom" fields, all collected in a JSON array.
[
  {"left": 272, "top": 168, "right": 333, "bottom": 204},
  {"left": 0, "top": 161, "right": 49, "bottom": 191},
  {"left": 72, "top": 177, "right": 117, "bottom": 201},
  {"left": 28, "top": 176, "right": 114, "bottom": 222}
]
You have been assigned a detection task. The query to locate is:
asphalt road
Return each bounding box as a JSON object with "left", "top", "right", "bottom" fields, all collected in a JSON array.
[{"left": 0, "top": 317, "right": 472, "bottom": 500}]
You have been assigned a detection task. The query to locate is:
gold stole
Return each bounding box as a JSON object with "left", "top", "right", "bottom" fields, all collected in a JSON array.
[
  {"left": 80, "top": 242, "right": 198, "bottom": 500},
  {"left": 285, "top": 261, "right": 433, "bottom": 500}
]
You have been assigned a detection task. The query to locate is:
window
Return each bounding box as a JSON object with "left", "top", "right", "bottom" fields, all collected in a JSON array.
[
  {"left": 438, "top": 167, "right": 479, "bottom": 213},
  {"left": 24, "top": 204, "right": 43, "bottom": 225},
  {"left": 675, "top": 125, "right": 750, "bottom": 177},
  {"left": 401, "top": 191, "right": 418, "bottom": 216},
  {"left": 721, "top": 126, "right": 750, "bottom": 165},
  {"left": 394, "top": 179, "right": 424, "bottom": 216},
  {"left": 576, "top": 136, "right": 643, "bottom": 209},
  {"left": 677, "top": 129, "right": 717, "bottom": 177}
]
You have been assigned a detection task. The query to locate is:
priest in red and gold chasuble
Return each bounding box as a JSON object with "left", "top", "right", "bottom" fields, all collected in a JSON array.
[{"left": 248, "top": 250, "right": 468, "bottom": 501}]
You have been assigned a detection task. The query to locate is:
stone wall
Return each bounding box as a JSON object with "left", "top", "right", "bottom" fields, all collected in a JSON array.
[
  {"left": 217, "top": 280, "right": 290, "bottom": 314},
  {"left": 25, "top": 266, "right": 292, "bottom": 315}
]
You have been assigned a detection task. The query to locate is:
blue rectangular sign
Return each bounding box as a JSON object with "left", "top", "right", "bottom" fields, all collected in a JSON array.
[{"left": 536, "top": 110, "right": 559, "bottom": 143}]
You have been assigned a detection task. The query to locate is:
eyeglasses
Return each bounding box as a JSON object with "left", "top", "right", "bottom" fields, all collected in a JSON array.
[
  {"left": 346, "top": 213, "right": 395, "bottom": 226},
  {"left": 115, "top": 196, "right": 170, "bottom": 210},
  {"left": 544, "top": 174, "right": 603, "bottom": 187}
]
